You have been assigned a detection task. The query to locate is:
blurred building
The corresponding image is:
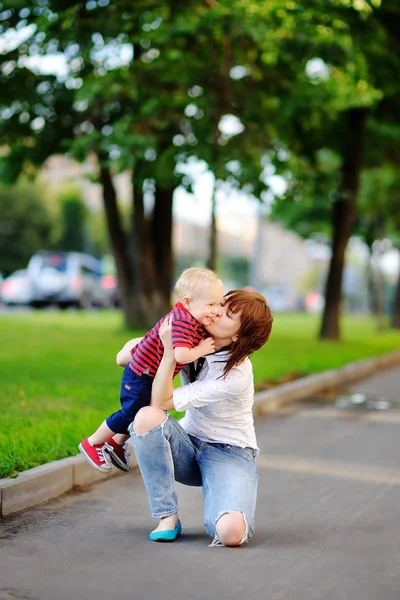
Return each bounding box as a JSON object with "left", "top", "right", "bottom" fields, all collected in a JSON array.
[
  {"left": 40, "top": 155, "right": 131, "bottom": 211},
  {"left": 40, "top": 154, "right": 313, "bottom": 292},
  {"left": 173, "top": 218, "right": 311, "bottom": 290}
]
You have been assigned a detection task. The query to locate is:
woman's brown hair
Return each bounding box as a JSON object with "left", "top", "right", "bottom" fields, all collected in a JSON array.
[{"left": 223, "top": 290, "right": 273, "bottom": 377}]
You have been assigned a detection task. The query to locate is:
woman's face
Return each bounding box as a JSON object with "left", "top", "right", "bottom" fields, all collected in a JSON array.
[{"left": 205, "top": 299, "right": 241, "bottom": 341}]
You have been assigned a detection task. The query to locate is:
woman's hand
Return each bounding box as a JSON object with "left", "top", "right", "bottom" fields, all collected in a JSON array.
[
  {"left": 159, "top": 315, "right": 174, "bottom": 355},
  {"left": 151, "top": 315, "right": 175, "bottom": 410}
]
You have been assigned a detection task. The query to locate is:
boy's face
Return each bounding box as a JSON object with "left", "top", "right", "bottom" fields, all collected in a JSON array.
[
  {"left": 205, "top": 297, "right": 241, "bottom": 341},
  {"left": 182, "top": 282, "right": 224, "bottom": 326}
]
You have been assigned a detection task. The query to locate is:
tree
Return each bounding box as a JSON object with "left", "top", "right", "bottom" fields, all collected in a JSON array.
[
  {"left": 269, "top": 0, "right": 400, "bottom": 339},
  {"left": 0, "top": 1, "right": 187, "bottom": 325}
]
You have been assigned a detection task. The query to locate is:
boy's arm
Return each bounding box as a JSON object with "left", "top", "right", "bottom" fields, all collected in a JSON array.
[
  {"left": 174, "top": 337, "right": 215, "bottom": 365},
  {"left": 116, "top": 337, "right": 143, "bottom": 367}
]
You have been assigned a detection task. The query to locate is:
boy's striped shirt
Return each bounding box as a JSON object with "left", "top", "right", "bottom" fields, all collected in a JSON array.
[{"left": 129, "top": 302, "right": 206, "bottom": 378}]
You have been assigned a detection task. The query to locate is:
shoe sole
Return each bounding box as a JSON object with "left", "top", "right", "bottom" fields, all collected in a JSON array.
[
  {"left": 78, "top": 443, "right": 112, "bottom": 473},
  {"left": 104, "top": 445, "right": 130, "bottom": 472},
  {"left": 150, "top": 533, "right": 181, "bottom": 543}
]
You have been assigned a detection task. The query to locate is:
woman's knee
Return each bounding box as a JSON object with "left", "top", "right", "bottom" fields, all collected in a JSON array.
[
  {"left": 133, "top": 406, "right": 166, "bottom": 435},
  {"left": 215, "top": 511, "right": 247, "bottom": 547}
]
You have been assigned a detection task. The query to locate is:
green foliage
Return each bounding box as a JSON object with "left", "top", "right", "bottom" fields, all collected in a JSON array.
[
  {"left": 356, "top": 165, "right": 400, "bottom": 247},
  {"left": 0, "top": 183, "right": 54, "bottom": 275},
  {"left": 270, "top": 148, "right": 341, "bottom": 238},
  {"left": 56, "top": 187, "right": 88, "bottom": 252},
  {"left": 88, "top": 210, "right": 112, "bottom": 257},
  {"left": 269, "top": 0, "right": 400, "bottom": 221}
]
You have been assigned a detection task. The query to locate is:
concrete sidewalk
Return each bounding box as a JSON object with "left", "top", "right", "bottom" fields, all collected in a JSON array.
[
  {"left": 1, "top": 349, "right": 400, "bottom": 518},
  {"left": 1, "top": 365, "right": 399, "bottom": 600}
]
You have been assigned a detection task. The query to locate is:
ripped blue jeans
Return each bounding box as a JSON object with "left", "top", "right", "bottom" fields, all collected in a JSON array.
[{"left": 128, "top": 414, "right": 258, "bottom": 544}]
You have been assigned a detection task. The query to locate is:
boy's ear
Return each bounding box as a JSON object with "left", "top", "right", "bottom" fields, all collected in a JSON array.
[{"left": 181, "top": 296, "right": 191, "bottom": 308}]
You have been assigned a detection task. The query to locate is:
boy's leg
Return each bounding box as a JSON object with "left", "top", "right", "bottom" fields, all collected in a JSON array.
[
  {"left": 78, "top": 367, "right": 152, "bottom": 472},
  {"left": 105, "top": 368, "right": 153, "bottom": 435},
  {"left": 79, "top": 426, "right": 130, "bottom": 474},
  {"left": 78, "top": 421, "right": 121, "bottom": 473},
  {"left": 104, "top": 433, "right": 130, "bottom": 472},
  {"left": 113, "top": 434, "right": 129, "bottom": 445},
  {"left": 88, "top": 421, "right": 116, "bottom": 446},
  {"left": 78, "top": 421, "right": 114, "bottom": 473}
]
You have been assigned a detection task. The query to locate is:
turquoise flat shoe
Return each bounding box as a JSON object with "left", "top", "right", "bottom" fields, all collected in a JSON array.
[{"left": 149, "top": 520, "right": 182, "bottom": 542}]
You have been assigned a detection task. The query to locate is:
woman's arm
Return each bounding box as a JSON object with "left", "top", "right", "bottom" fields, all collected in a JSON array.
[
  {"left": 116, "top": 337, "right": 143, "bottom": 367},
  {"left": 150, "top": 317, "right": 176, "bottom": 411}
]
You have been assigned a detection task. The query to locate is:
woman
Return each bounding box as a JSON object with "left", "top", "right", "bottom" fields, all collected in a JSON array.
[{"left": 127, "top": 290, "right": 273, "bottom": 547}]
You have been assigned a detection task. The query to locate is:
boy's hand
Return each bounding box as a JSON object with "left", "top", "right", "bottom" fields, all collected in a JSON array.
[{"left": 197, "top": 337, "right": 216, "bottom": 356}]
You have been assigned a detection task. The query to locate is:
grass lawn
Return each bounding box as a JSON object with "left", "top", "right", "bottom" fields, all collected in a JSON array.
[{"left": 1, "top": 309, "right": 399, "bottom": 478}]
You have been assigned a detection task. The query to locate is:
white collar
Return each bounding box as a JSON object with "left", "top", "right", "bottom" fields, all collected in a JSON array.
[{"left": 204, "top": 349, "right": 230, "bottom": 365}]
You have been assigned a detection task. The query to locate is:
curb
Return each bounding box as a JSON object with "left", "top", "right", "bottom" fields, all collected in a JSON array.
[
  {"left": 253, "top": 349, "right": 400, "bottom": 417},
  {"left": 0, "top": 448, "right": 139, "bottom": 518},
  {"left": 2, "top": 349, "right": 400, "bottom": 518}
]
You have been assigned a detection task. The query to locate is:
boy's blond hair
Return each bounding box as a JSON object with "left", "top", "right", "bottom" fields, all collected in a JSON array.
[{"left": 174, "top": 267, "right": 222, "bottom": 301}]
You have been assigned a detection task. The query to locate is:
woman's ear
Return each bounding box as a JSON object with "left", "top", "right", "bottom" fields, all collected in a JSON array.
[{"left": 231, "top": 334, "right": 239, "bottom": 343}]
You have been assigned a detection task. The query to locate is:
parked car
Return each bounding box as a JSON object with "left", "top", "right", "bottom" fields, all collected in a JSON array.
[
  {"left": 100, "top": 274, "right": 121, "bottom": 307},
  {"left": 27, "top": 251, "right": 113, "bottom": 308},
  {"left": 304, "top": 291, "right": 325, "bottom": 314},
  {"left": 1, "top": 270, "right": 33, "bottom": 305}
]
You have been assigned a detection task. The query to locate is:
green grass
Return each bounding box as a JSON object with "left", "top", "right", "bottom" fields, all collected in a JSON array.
[{"left": 0, "top": 310, "right": 399, "bottom": 478}]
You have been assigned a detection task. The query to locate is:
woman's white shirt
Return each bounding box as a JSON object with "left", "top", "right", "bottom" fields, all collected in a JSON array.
[{"left": 173, "top": 351, "right": 259, "bottom": 453}]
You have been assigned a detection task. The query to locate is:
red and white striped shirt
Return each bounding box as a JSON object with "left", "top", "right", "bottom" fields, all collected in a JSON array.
[{"left": 129, "top": 302, "right": 206, "bottom": 378}]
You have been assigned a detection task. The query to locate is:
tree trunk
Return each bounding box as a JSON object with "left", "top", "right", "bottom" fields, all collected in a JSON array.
[
  {"left": 390, "top": 249, "right": 400, "bottom": 328},
  {"left": 132, "top": 181, "right": 164, "bottom": 326},
  {"left": 366, "top": 239, "right": 386, "bottom": 330},
  {"left": 371, "top": 251, "right": 386, "bottom": 331},
  {"left": 207, "top": 183, "right": 217, "bottom": 271},
  {"left": 98, "top": 162, "right": 144, "bottom": 328},
  {"left": 319, "top": 109, "right": 366, "bottom": 340},
  {"left": 153, "top": 186, "right": 174, "bottom": 312}
]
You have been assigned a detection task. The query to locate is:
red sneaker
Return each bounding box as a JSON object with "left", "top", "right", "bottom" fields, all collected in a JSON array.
[
  {"left": 104, "top": 438, "right": 130, "bottom": 472},
  {"left": 78, "top": 438, "right": 112, "bottom": 473}
]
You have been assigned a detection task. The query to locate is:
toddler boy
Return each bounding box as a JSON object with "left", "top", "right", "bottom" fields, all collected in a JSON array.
[{"left": 78, "top": 267, "right": 223, "bottom": 473}]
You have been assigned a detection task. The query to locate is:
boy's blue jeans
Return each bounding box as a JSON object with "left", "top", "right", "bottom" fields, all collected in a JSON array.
[
  {"left": 129, "top": 413, "right": 258, "bottom": 542},
  {"left": 106, "top": 365, "right": 153, "bottom": 435}
]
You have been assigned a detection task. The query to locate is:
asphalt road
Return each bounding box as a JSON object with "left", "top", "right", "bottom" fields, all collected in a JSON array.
[{"left": 1, "top": 368, "right": 400, "bottom": 600}]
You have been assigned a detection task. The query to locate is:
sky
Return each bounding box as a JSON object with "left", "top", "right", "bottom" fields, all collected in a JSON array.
[{"left": 173, "top": 163, "right": 286, "bottom": 227}]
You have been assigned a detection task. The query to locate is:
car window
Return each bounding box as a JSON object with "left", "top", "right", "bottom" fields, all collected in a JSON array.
[
  {"left": 40, "top": 254, "right": 67, "bottom": 273},
  {"left": 81, "top": 264, "right": 97, "bottom": 276}
]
